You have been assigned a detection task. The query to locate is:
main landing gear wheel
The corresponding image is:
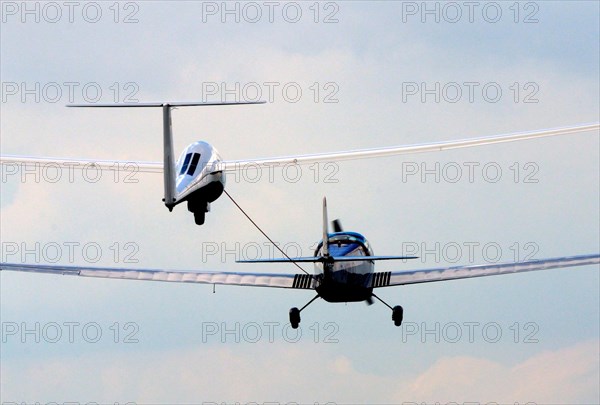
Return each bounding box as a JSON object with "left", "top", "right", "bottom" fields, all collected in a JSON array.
[
  {"left": 288, "top": 295, "right": 319, "bottom": 329},
  {"left": 289, "top": 307, "right": 301, "bottom": 329},
  {"left": 392, "top": 305, "right": 404, "bottom": 327},
  {"left": 371, "top": 293, "right": 403, "bottom": 327}
]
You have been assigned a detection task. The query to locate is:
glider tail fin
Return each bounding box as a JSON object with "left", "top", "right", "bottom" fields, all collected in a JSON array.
[{"left": 162, "top": 105, "right": 176, "bottom": 209}]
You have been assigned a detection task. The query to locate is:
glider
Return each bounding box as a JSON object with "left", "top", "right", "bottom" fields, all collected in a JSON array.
[{"left": 1, "top": 102, "right": 598, "bottom": 225}]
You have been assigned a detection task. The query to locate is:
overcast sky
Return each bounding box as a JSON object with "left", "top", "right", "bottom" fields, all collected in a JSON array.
[{"left": 1, "top": 1, "right": 599, "bottom": 404}]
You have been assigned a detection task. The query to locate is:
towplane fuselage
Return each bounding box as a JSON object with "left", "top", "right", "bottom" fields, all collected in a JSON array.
[{"left": 313, "top": 231, "right": 376, "bottom": 303}]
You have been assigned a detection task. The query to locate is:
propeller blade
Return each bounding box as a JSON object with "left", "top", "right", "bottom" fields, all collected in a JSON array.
[
  {"left": 332, "top": 219, "right": 343, "bottom": 233},
  {"left": 322, "top": 197, "right": 329, "bottom": 257}
]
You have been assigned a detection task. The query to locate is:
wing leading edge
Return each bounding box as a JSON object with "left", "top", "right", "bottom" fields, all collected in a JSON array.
[
  {"left": 372, "top": 253, "right": 600, "bottom": 288},
  {"left": 0, "top": 262, "right": 310, "bottom": 289},
  {"left": 2, "top": 253, "right": 597, "bottom": 291},
  {"left": 0, "top": 155, "right": 162, "bottom": 173},
  {"left": 1, "top": 123, "right": 597, "bottom": 172},
  {"left": 221, "top": 123, "right": 599, "bottom": 170}
]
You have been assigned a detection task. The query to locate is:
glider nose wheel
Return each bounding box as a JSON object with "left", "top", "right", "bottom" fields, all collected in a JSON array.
[
  {"left": 188, "top": 200, "right": 210, "bottom": 225},
  {"left": 193, "top": 211, "right": 205, "bottom": 225}
]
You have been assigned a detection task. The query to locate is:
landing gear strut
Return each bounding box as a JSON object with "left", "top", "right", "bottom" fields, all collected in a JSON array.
[
  {"left": 372, "top": 293, "right": 404, "bottom": 327},
  {"left": 289, "top": 295, "right": 319, "bottom": 329}
]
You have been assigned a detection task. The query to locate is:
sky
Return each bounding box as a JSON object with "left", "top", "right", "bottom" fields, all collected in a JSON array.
[{"left": 1, "top": 1, "right": 599, "bottom": 404}]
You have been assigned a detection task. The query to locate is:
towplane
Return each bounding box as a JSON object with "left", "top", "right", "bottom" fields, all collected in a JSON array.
[{"left": 1, "top": 197, "right": 598, "bottom": 328}]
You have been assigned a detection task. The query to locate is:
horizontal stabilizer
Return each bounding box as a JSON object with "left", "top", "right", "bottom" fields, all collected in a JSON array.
[
  {"left": 237, "top": 255, "right": 419, "bottom": 263},
  {"left": 67, "top": 101, "right": 265, "bottom": 108},
  {"left": 238, "top": 257, "right": 321, "bottom": 263}
]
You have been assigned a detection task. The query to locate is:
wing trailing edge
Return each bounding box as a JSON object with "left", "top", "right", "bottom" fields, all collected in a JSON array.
[
  {"left": 374, "top": 253, "right": 600, "bottom": 288},
  {"left": 0, "top": 262, "right": 301, "bottom": 289}
]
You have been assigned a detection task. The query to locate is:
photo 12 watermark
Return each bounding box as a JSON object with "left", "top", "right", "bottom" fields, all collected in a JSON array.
[
  {"left": 200, "top": 241, "right": 309, "bottom": 263},
  {"left": 2, "top": 321, "right": 140, "bottom": 344},
  {"left": 1, "top": 81, "right": 140, "bottom": 104},
  {"left": 201, "top": 321, "right": 340, "bottom": 344},
  {"left": 225, "top": 161, "right": 340, "bottom": 185},
  {"left": 200, "top": 1, "right": 340, "bottom": 24},
  {"left": 1, "top": 241, "right": 140, "bottom": 264},
  {"left": 400, "top": 321, "right": 540, "bottom": 344},
  {"left": 1, "top": 1, "right": 140, "bottom": 24},
  {"left": 1, "top": 161, "right": 144, "bottom": 185},
  {"left": 398, "top": 161, "right": 540, "bottom": 184},
  {"left": 400, "top": 1, "right": 540, "bottom": 24},
  {"left": 401, "top": 81, "right": 540, "bottom": 104},
  {"left": 401, "top": 241, "right": 539, "bottom": 264},
  {"left": 200, "top": 81, "right": 340, "bottom": 104}
]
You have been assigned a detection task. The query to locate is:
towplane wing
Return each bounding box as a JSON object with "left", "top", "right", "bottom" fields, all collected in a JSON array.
[
  {"left": 2, "top": 253, "right": 598, "bottom": 290},
  {"left": 0, "top": 262, "right": 304, "bottom": 289},
  {"left": 369, "top": 254, "right": 600, "bottom": 288}
]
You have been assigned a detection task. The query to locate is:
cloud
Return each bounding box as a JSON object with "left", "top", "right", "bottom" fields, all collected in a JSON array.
[
  {"left": 2, "top": 340, "right": 598, "bottom": 404},
  {"left": 397, "top": 340, "right": 600, "bottom": 404}
]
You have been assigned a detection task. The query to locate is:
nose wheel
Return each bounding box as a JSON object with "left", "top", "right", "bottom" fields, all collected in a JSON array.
[
  {"left": 289, "top": 294, "right": 320, "bottom": 329},
  {"left": 188, "top": 200, "right": 210, "bottom": 225}
]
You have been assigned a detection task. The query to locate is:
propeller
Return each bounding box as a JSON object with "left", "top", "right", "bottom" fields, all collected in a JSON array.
[{"left": 332, "top": 219, "right": 343, "bottom": 233}]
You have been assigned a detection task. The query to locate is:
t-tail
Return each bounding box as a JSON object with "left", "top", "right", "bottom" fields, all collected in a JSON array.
[
  {"left": 162, "top": 104, "right": 176, "bottom": 209},
  {"left": 67, "top": 101, "right": 264, "bottom": 221}
]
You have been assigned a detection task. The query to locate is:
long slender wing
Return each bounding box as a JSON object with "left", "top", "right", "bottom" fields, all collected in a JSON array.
[
  {"left": 221, "top": 123, "right": 599, "bottom": 170},
  {"left": 0, "top": 155, "right": 162, "bottom": 173},
  {"left": 0, "top": 262, "right": 313, "bottom": 290},
  {"left": 2, "top": 123, "right": 597, "bottom": 172},
  {"left": 372, "top": 253, "right": 600, "bottom": 288}
]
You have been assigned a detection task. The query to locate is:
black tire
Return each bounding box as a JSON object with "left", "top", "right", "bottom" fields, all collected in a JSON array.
[
  {"left": 392, "top": 305, "right": 403, "bottom": 327},
  {"left": 289, "top": 307, "right": 301, "bottom": 329},
  {"left": 193, "top": 210, "right": 206, "bottom": 225}
]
